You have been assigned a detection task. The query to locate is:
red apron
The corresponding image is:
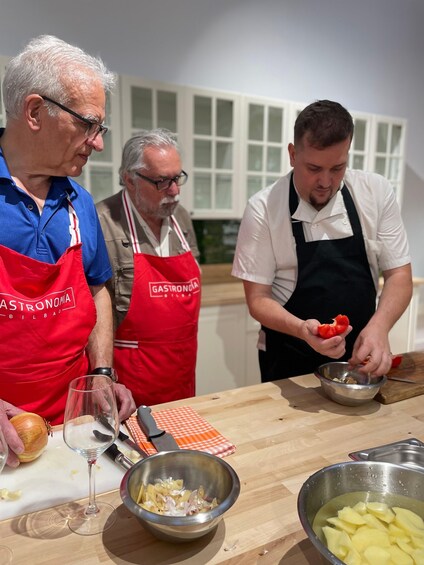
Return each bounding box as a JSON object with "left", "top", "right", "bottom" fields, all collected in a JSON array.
[
  {"left": 113, "top": 190, "right": 201, "bottom": 407},
  {"left": 0, "top": 201, "right": 96, "bottom": 424}
]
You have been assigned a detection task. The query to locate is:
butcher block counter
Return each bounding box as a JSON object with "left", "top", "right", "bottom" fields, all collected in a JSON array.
[{"left": 2, "top": 372, "right": 424, "bottom": 564}]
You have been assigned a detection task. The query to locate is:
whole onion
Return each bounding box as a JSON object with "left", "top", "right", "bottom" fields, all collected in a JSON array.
[{"left": 10, "top": 412, "right": 52, "bottom": 463}]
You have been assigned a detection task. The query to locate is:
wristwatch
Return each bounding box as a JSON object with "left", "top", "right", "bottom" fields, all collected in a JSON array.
[{"left": 91, "top": 367, "right": 118, "bottom": 382}]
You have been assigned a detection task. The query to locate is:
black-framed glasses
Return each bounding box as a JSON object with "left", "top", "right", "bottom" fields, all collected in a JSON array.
[
  {"left": 135, "top": 170, "right": 188, "bottom": 191},
  {"left": 41, "top": 95, "right": 108, "bottom": 139}
]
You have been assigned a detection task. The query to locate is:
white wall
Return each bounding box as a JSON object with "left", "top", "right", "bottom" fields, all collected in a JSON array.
[{"left": 1, "top": 0, "right": 423, "bottom": 275}]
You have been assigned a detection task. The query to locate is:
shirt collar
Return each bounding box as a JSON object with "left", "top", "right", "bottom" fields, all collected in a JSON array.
[{"left": 292, "top": 180, "right": 346, "bottom": 223}]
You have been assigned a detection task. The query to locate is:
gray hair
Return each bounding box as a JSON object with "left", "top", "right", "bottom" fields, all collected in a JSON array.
[
  {"left": 119, "top": 128, "right": 180, "bottom": 186},
  {"left": 3, "top": 35, "right": 116, "bottom": 120}
]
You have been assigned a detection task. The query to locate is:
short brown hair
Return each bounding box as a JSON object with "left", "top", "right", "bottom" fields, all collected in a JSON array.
[{"left": 294, "top": 100, "right": 354, "bottom": 148}]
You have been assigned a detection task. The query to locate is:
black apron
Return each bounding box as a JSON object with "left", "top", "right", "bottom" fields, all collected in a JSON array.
[{"left": 260, "top": 174, "right": 376, "bottom": 382}]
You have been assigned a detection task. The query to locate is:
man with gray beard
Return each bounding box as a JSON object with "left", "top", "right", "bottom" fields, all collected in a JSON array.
[{"left": 97, "top": 129, "right": 200, "bottom": 406}]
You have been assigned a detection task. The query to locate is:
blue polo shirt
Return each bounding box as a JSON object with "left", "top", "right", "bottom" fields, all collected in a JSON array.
[{"left": 0, "top": 133, "right": 112, "bottom": 286}]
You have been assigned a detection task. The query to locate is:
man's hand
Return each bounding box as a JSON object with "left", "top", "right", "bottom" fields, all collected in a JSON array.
[
  {"left": 0, "top": 400, "right": 25, "bottom": 468},
  {"left": 348, "top": 326, "right": 392, "bottom": 377},
  {"left": 301, "top": 319, "right": 352, "bottom": 359},
  {"left": 113, "top": 384, "right": 136, "bottom": 421}
]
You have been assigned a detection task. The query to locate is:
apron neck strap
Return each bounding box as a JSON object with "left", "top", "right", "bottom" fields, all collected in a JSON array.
[
  {"left": 122, "top": 190, "right": 190, "bottom": 254},
  {"left": 66, "top": 195, "right": 81, "bottom": 246}
]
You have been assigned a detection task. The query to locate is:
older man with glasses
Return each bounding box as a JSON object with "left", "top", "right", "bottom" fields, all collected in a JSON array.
[
  {"left": 97, "top": 129, "right": 201, "bottom": 407},
  {"left": 0, "top": 35, "right": 136, "bottom": 466}
]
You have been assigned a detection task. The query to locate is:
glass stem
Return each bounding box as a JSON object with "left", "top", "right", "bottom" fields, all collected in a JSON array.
[{"left": 85, "top": 459, "right": 99, "bottom": 516}]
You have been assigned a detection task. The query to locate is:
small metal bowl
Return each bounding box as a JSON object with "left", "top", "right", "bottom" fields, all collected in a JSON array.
[
  {"left": 120, "top": 450, "right": 240, "bottom": 542},
  {"left": 314, "top": 361, "right": 386, "bottom": 406},
  {"left": 298, "top": 460, "right": 424, "bottom": 564}
]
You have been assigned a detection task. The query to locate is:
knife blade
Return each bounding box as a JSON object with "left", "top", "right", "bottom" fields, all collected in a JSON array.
[
  {"left": 103, "top": 443, "right": 134, "bottom": 471},
  {"left": 118, "top": 428, "right": 148, "bottom": 458},
  {"left": 137, "top": 405, "right": 179, "bottom": 451},
  {"left": 387, "top": 376, "right": 420, "bottom": 384},
  {"left": 97, "top": 414, "right": 147, "bottom": 457}
]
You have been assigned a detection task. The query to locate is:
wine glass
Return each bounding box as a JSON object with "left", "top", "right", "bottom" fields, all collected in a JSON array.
[
  {"left": 0, "top": 427, "right": 13, "bottom": 564},
  {"left": 63, "top": 375, "right": 119, "bottom": 535}
]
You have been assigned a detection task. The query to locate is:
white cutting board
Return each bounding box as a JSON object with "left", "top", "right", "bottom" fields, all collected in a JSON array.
[{"left": 0, "top": 431, "right": 129, "bottom": 520}]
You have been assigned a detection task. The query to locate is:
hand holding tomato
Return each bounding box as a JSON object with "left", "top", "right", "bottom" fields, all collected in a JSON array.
[{"left": 317, "top": 314, "right": 350, "bottom": 339}]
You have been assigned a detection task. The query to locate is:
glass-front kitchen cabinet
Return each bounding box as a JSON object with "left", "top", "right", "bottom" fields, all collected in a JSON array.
[
  {"left": 239, "top": 96, "right": 291, "bottom": 210},
  {"left": 73, "top": 89, "right": 122, "bottom": 203},
  {"left": 180, "top": 87, "right": 241, "bottom": 218}
]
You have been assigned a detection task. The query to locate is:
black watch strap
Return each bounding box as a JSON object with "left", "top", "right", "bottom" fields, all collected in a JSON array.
[{"left": 91, "top": 367, "right": 118, "bottom": 382}]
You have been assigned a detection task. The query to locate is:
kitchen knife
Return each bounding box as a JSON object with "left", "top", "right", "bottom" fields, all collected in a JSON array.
[
  {"left": 97, "top": 414, "right": 147, "bottom": 457},
  {"left": 137, "top": 405, "right": 179, "bottom": 451},
  {"left": 103, "top": 443, "right": 134, "bottom": 471},
  {"left": 118, "top": 428, "right": 148, "bottom": 458}
]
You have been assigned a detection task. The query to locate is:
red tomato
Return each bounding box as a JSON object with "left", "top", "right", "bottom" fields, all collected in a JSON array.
[
  {"left": 317, "top": 314, "right": 350, "bottom": 339},
  {"left": 391, "top": 355, "right": 403, "bottom": 369}
]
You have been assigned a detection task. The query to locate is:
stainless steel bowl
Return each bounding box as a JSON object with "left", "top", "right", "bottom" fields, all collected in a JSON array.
[
  {"left": 314, "top": 361, "right": 387, "bottom": 406},
  {"left": 120, "top": 450, "right": 240, "bottom": 542},
  {"left": 298, "top": 460, "right": 424, "bottom": 564}
]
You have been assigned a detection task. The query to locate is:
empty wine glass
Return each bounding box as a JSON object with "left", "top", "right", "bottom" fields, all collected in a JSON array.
[
  {"left": 0, "top": 427, "right": 13, "bottom": 564},
  {"left": 63, "top": 374, "right": 119, "bottom": 535}
]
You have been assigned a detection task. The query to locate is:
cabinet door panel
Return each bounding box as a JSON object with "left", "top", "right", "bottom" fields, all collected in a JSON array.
[{"left": 196, "top": 305, "right": 245, "bottom": 395}]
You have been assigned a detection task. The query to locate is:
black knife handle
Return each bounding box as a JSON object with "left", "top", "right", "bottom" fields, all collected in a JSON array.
[
  {"left": 104, "top": 443, "right": 121, "bottom": 461},
  {"left": 137, "top": 405, "right": 164, "bottom": 439}
]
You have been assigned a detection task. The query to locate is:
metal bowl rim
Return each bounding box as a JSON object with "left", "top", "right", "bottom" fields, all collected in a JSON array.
[
  {"left": 314, "top": 363, "right": 387, "bottom": 390},
  {"left": 120, "top": 449, "right": 241, "bottom": 527}
]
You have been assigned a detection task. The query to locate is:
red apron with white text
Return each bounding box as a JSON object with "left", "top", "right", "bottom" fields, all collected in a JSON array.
[
  {"left": 0, "top": 204, "right": 96, "bottom": 424},
  {"left": 113, "top": 191, "right": 201, "bottom": 407}
]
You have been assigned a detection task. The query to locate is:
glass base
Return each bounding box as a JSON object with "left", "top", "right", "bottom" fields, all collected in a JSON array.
[
  {"left": 0, "top": 545, "right": 13, "bottom": 564},
  {"left": 67, "top": 501, "right": 116, "bottom": 536}
]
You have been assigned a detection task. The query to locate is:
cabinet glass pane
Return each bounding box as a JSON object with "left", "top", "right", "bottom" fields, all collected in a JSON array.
[
  {"left": 353, "top": 119, "right": 366, "bottom": 151},
  {"left": 389, "top": 157, "right": 400, "bottom": 180},
  {"left": 90, "top": 167, "right": 114, "bottom": 203},
  {"left": 91, "top": 132, "right": 112, "bottom": 162},
  {"left": 248, "top": 104, "right": 264, "bottom": 141},
  {"left": 216, "top": 174, "right": 232, "bottom": 209},
  {"left": 391, "top": 125, "right": 402, "bottom": 154},
  {"left": 266, "top": 176, "right": 279, "bottom": 185},
  {"left": 266, "top": 147, "right": 281, "bottom": 173},
  {"left": 353, "top": 155, "right": 364, "bottom": 170},
  {"left": 247, "top": 176, "right": 263, "bottom": 199},
  {"left": 131, "top": 87, "right": 152, "bottom": 130},
  {"left": 194, "top": 139, "right": 212, "bottom": 168},
  {"left": 216, "top": 141, "right": 232, "bottom": 169},
  {"left": 375, "top": 156, "right": 386, "bottom": 176},
  {"left": 248, "top": 144, "right": 263, "bottom": 171},
  {"left": 377, "top": 122, "right": 389, "bottom": 153},
  {"left": 268, "top": 107, "right": 283, "bottom": 143},
  {"left": 157, "top": 90, "right": 177, "bottom": 131},
  {"left": 216, "top": 99, "right": 233, "bottom": 137},
  {"left": 194, "top": 173, "right": 212, "bottom": 208},
  {"left": 194, "top": 96, "right": 212, "bottom": 135}
]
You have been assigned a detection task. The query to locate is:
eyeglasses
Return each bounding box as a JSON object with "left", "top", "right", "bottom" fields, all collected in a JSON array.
[
  {"left": 41, "top": 95, "right": 108, "bottom": 139},
  {"left": 135, "top": 170, "right": 188, "bottom": 191}
]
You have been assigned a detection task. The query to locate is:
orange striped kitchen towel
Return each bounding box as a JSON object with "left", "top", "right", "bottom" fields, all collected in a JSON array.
[{"left": 125, "top": 406, "right": 236, "bottom": 458}]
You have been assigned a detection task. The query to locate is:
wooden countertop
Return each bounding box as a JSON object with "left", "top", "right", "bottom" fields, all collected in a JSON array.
[{"left": 2, "top": 374, "right": 424, "bottom": 564}]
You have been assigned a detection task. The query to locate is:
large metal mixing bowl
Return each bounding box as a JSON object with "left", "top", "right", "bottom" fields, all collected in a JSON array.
[
  {"left": 297, "top": 460, "right": 424, "bottom": 564},
  {"left": 120, "top": 449, "right": 240, "bottom": 542}
]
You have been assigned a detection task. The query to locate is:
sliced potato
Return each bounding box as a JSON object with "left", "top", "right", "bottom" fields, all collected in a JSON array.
[
  {"left": 388, "top": 544, "right": 413, "bottom": 565},
  {"left": 366, "top": 501, "right": 395, "bottom": 523},
  {"left": 363, "top": 545, "right": 391, "bottom": 564},
  {"left": 351, "top": 528, "right": 390, "bottom": 553},
  {"left": 327, "top": 516, "right": 357, "bottom": 535},
  {"left": 338, "top": 506, "right": 367, "bottom": 525}
]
